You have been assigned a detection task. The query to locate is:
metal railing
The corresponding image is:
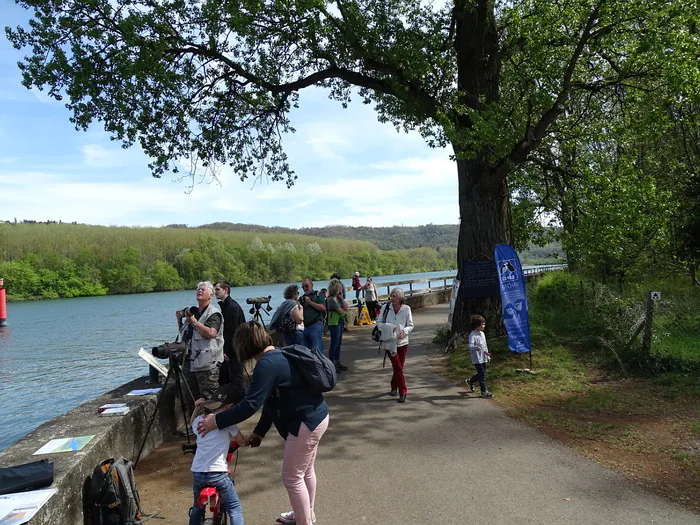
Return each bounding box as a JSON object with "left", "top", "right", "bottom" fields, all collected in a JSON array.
[
  {"left": 522, "top": 263, "right": 568, "bottom": 277},
  {"left": 350, "top": 263, "right": 568, "bottom": 304}
]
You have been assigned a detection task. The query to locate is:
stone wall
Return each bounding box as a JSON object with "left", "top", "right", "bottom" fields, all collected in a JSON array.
[
  {"left": 0, "top": 376, "right": 179, "bottom": 525},
  {"left": 0, "top": 289, "right": 452, "bottom": 524}
]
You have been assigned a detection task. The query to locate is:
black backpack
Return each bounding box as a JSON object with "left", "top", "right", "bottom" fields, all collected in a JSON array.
[
  {"left": 86, "top": 457, "right": 142, "bottom": 525},
  {"left": 280, "top": 344, "right": 337, "bottom": 393}
]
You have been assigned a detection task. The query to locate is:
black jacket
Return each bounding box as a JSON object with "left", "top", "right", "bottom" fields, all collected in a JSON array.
[{"left": 218, "top": 296, "right": 246, "bottom": 360}]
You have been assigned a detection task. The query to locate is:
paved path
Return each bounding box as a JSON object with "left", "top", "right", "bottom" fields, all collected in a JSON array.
[{"left": 139, "top": 304, "right": 699, "bottom": 524}]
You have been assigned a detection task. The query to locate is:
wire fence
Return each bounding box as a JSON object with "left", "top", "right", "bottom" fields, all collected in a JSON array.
[
  {"left": 646, "top": 292, "right": 700, "bottom": 368},
  {"left": 531, "top": 273, "right": 699, "bottom": 375}
]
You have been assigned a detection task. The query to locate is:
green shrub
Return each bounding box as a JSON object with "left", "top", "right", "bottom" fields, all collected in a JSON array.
[
  {"left": 531, "top": 272, "right": 644, "bottom": 366},
  {"left": 433, "top": 323, "right": 451, "bottom": 345},
  {"left": 531, "top": 272, "right": 700, "bottom": 376}
]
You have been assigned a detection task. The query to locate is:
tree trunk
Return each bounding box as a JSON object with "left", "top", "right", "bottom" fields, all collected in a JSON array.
[
  {"left": 451, "top": 154, "right": 511, "bottom": 334},
  {"left": 448, "top": 0, "right": 508, "bottom": 335}
]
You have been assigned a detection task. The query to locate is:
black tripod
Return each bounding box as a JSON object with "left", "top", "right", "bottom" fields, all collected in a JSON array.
[
  {"left": 134, "top": 351, "right": 195, "bottom": 468},
  {"left": 250, "top": 303, "right": 271, "bottom": 327}
]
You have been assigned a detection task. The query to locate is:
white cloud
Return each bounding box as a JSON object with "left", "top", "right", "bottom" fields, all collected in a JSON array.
[
  {"left": 305, "top": 127, "right": 350, "bottom": 161},
  {"left": 0, "top": 170, "right": 229, "bottom": 225},
  {"left": 30, "top": 89, "right": 57, "bottom": 105},
  {"left": 0, "top": 54, "right": 462, "bottom": 229},
  {"left": 80, "top": 144, "right": 115, "bottom": 167}
]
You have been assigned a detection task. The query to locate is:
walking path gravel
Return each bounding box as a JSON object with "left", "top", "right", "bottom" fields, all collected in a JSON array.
[{"left": 137, "top": 303, "right": 700, "bottom": 524}]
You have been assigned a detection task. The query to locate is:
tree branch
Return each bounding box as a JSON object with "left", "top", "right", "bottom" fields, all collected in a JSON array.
[
  {"left": 493, "top": 0, "right": 606, "bottom": 179},
  {"left": 166, "top": 15, "right": 443, "bottom": 119}
]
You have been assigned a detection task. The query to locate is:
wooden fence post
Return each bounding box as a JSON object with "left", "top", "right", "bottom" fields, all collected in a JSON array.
[{"left": 641, "top": 291, "right": 654, "bottom": 356}]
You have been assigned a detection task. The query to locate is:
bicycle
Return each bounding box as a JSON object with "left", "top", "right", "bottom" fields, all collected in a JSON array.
[{"left": 183, "top": 441, "right": 241, "bottom": 525}]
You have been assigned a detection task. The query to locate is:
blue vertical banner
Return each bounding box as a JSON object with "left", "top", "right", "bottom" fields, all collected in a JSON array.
[{"left": 494, "top": 244, "right": 531, "bottom": 353}]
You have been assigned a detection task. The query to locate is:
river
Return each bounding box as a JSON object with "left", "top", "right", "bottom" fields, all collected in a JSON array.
[{"left": 0, "top": 270, "right": 456, "bottom": 452}]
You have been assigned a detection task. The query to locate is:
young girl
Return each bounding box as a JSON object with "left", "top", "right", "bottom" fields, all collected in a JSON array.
[
  {"left": 189, "top": 384, "right": 247, "bottom": 525},
  {"left": 466, "top": 315, "right": 493, "bottom": 398}
]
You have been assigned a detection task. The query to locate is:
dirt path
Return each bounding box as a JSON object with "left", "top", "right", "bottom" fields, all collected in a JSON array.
[{"left": 136, "top": 304, "right": 699, "bottom": 525}]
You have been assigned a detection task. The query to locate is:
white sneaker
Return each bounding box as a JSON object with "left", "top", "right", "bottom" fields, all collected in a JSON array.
[{"left": 277, "top": 511, "right": 317, "bottom": 525}]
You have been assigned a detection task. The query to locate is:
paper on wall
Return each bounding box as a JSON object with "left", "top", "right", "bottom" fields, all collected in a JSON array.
[
  {"left": 33, "top": 435, "right": 94, "bottom": 455},
  {"left": 126, "top": 388, "right": 162, "bottom": 396},
  {"left": 0, "top": 488, "right": 57, "bottom": 524}
]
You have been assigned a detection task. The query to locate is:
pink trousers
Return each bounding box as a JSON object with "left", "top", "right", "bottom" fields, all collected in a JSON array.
[{"left": 282, "top": 414, "right": 330, "bottom": 525}]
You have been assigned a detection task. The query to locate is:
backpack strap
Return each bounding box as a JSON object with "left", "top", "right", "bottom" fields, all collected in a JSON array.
[{"left": 113, "top": 457, "right": 141, "bottom": 524}]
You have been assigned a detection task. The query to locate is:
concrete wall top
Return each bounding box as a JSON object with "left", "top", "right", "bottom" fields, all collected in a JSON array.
[{"left": 0, "top": 375, "right": 179, "bottom": 525}]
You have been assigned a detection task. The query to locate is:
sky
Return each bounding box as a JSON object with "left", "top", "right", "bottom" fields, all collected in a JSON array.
[{"left": 0, "top": 2, "right": 459, "bottom": 230}]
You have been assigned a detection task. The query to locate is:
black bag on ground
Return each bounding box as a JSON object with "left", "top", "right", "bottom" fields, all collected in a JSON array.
[
  {"left": 280, "top": 344, "right": 337, "bottom": 393},
  {"left": 0, "top": 459, "right": 54, "bottom": 495},
  {"left": 86, "top": 457, "right": 142, "bottom": 525}
]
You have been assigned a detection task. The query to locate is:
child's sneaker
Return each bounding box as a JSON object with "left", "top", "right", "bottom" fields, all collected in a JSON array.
[
  {"left": 277, "top": 511, "right": 317, "bottom": 524},
  {"left": 480, "top": 391, "right": 493, "bottom": 399},
  {"left": 465, "top": 379, "right": 475, "bottom": 393}
]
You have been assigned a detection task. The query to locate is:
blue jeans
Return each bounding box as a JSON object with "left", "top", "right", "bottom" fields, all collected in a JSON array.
[
  {"left": 284, "top": 330, "right": 304, "bottom": 346},
  {"left": 469, "top": 363, "right": 488, "bottom": 393},
  {"left": 328, "top": 320, "right": 344, "bottom": 364},
  {"left": 302, "top": 321, "right": 324, "bottom": 353},
  {"left": 189, "top": 472, "right": 243, "bottom": 525}
]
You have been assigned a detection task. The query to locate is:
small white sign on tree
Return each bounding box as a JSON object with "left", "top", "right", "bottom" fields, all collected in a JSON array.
[{"left": 651, "top": 291, "right": 661, "bottom": 301}]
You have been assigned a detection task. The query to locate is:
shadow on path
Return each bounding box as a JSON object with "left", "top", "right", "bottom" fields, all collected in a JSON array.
[{"left": 137, "top": 304, "right": 700, "bottom": 525}]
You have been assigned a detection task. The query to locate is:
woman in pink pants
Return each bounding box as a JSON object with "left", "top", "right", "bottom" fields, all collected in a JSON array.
[{"left": 197, "top": 321, "right": 330, "bottom": 525}]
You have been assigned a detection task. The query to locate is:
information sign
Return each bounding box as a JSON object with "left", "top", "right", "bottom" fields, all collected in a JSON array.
[{"left": 462, "top": 259, "right": 500, "bottom": 297}]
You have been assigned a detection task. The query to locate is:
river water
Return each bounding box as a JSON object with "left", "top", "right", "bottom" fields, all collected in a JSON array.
[{"left": 0, "top": 270, "right": 456, "bottom": 452}]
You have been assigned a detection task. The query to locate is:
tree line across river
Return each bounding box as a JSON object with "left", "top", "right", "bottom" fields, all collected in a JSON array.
[{"left": 0, "top": 222, "right": 462, "bottom": 301}]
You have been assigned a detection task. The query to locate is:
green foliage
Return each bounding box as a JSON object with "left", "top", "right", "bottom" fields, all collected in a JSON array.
[
  {"left": 0, "top": 260, "right": 41, "bottom": 299},
  {"left": 202, "top": 223, "right": 462, "bottom": 251},
  {"left": 531, "top": 272, "right": 643, "bottom": 351},
  {"left": 0, "top": 256, "right": 108, "bottom": 300},
  {"left": 6, "top": 0, "right": 698, "bottom": 333},
  {"left": 0, "top": 222, "right": 454, "bottom": 300},
  {"left": 530, "top": 272, "right": 700, "bottom": 376},
  {"left": 432, "top": 323, "right": 451, "bottom": 345}
]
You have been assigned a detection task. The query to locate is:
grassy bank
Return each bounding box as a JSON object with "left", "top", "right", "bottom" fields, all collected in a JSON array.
[{"left": 438, "top": 273, "right": 700, "bottom": 512}]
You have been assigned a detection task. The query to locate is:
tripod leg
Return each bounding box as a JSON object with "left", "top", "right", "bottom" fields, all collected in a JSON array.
[
  {"left": 134, "top": 367, "right": 174, "bottom": 468},
  {"left": 173, "top": 363, "right": 194, "bottom": 443}
]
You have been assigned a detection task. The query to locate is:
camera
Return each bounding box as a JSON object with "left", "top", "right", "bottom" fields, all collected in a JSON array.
[
  {"left": 152, "top": 341, "right": 187, "bottom": 360},
  {"left": 182, "top": 305, "right": 199, "bottom": 317}
]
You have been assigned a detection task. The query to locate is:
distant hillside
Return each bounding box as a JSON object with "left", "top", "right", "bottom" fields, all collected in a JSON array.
[
  {"left": 196, "top": 222, "right": 564, "bottom": 262},
  {"left": 197, "top": 222, "right": 459, "bottom": 250}
]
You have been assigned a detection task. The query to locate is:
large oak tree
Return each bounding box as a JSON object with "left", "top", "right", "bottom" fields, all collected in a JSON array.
[{"left": 6, "top": 0, "right": 697, "bottom": 332}]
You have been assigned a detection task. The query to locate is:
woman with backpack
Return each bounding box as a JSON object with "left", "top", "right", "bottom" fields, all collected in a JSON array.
[
  {"left": 270, "top": 284, "right": 304, "bottom": 346},
  {"left": 197, "top": 321, "right": 330, "bottom": 525}
]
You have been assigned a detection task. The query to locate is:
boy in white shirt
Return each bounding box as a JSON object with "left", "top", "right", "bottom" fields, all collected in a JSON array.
[
  {"left": 189, "top": 384, "right": 247, "bottom": 525},
  {"left": 466, "top": 315, "right": 494, "bottom": 398}
]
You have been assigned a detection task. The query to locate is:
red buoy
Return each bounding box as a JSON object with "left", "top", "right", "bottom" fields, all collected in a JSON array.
[{"left": 0, "top": 278, "right": 7, "bottom": 327}]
